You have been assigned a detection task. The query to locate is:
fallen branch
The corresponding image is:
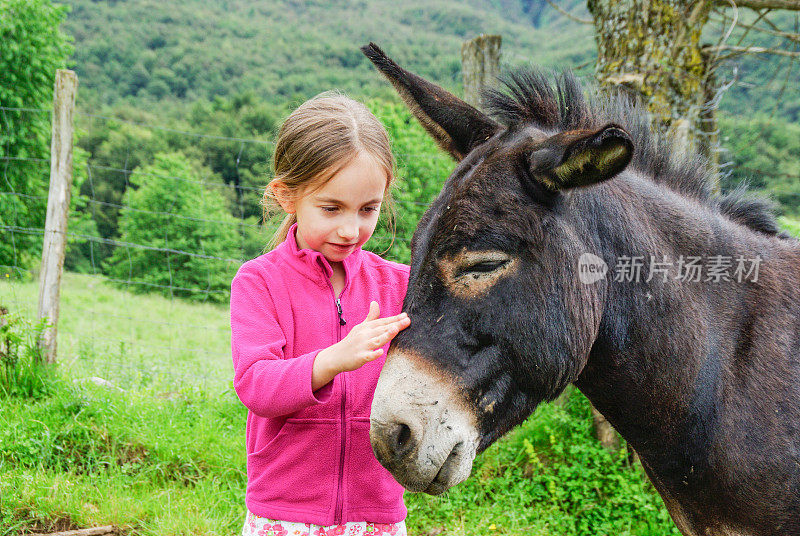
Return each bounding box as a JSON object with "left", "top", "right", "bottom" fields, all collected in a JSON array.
[{"left": 29, "top": 526, "right": 115, "bottom": 536}]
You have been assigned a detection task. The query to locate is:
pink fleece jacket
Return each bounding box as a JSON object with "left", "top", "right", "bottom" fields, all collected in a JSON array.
[{"left": 230, "top": 224, "right": 410, "bottom": 526}]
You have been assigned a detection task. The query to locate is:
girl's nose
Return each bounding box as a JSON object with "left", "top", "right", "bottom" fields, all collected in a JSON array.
[{"left": 338, "top": 219, "right": 359, "bottom": 241}]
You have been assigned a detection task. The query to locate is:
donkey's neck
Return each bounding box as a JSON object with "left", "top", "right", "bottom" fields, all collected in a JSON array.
[{"left": 573, "top": 174, "right": 800, "bottom": 525}]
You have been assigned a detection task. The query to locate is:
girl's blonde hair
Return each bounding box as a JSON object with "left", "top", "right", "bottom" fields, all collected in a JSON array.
[{"left": 263, "top": 92, "right": 396, "bottom": 252}]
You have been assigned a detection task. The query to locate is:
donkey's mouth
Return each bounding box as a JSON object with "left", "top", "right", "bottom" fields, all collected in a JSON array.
[
  {"left": 422, "top": 440, "right": 473, "bottom": 495},
  {"left": 372, "top": 425, "right": 478, "bottom": 494}
]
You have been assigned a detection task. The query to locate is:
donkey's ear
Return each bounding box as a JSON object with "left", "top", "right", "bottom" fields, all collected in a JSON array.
[
  {"left": 535, "top": 124, "right": 633, "bottom": 191},
  {"left": 361, "top": 43, "right": 500, "bottom": 161}
]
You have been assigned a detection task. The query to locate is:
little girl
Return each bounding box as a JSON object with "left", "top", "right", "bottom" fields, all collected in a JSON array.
[{"left": 230, "top": 93, "right": 411, "bottom": 536}]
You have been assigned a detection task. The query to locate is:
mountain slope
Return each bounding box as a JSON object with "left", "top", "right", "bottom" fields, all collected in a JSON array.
[{"left": 62, "top": 0, "right": 595, "bottom": 108}]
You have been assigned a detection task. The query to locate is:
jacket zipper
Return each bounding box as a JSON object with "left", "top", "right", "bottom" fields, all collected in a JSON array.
[{"left": 334, "top": 296, "right": 347, "bottom": 524}]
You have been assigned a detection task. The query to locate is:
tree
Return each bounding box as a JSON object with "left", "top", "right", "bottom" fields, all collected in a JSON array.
[
  {"left": 76, "top": 109, "right": 171, "bottom": 262},
  {"left": 720, "top": 114, "right": 800, "bottom": 216},
  {"left": 74, "top": 93, "right": 277, "bottom": 266},
  {"left": 63, "top": 144, "right": 101, "bottom": 273},
  {"left": 103, "top": 153, "right": 242, "bottom": 303},
  {"left": 0, "top": 0, "right": 73, "bottom": 270},
  {"left": 366, "top": 99, "right": 454, "bottom": 264},
  {"left": 587, "top": 0, "right": 800, "bottom": 169}
]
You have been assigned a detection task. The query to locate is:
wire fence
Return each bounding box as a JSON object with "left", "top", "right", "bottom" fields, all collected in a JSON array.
[
  {"left": 0, "top": 101, "right": 455, "bottom": 393},
  {"left": 1, "top": 50, "right": 797, "bottom": 394}
]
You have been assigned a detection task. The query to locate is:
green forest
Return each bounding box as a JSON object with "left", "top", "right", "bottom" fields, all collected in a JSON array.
[{"left": 2, "top": 0, "right": 798, "bottom": 299}]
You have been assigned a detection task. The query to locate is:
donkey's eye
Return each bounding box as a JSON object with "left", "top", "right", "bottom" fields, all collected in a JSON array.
[
  {"left": 440, "top": 251, "right": 517, "bottom": 298},
  {"left": 461, "top": 260, "right": 509, "bottom": 276},
  {"left": 455, "top": 259, "right": 510, "bottom": 279}
]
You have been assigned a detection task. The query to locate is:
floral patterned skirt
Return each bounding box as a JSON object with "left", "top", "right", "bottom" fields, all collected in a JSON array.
[{"left": 241, "top": 510, "right": 407, "bottom": 536}]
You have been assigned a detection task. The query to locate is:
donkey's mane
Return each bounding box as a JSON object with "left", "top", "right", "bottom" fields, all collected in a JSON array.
[{"left": 484, "top": 70, "right": 784, "bottom": 237}]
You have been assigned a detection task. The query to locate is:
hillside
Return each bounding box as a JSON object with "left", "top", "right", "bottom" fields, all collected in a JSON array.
[
  {"left": 61, "top": 0, "right": 799, "bottom": 122},
  {"left": 62, "top": 0, "right": 595, "bottom": 109}
]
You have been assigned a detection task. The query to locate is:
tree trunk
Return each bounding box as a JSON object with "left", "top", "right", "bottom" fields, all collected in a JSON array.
[
  {"left": 587, "top": 0, "right": 713, "bottom": 155},
  {"left": 586, "top": 1, "right": 717, "bottom": 444}
]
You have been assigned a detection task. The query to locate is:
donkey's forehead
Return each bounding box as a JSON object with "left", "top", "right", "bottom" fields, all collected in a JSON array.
[
  {"left": 446, "top": 131, "right": 522, "bottom": 194},
  {"left": 447, "top": 125, "right": 550, "bottom": 189},
  {"left": 409, "top": 125, "right": 555, "bottom": 261},
  {"left": 460, "top": 126, "right": 546, "bottom": 167},
  {"left": 442, "top": 127, "right": 545, "bottom": 208}
]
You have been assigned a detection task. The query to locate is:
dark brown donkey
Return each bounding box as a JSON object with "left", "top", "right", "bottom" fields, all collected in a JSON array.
[{"left": 362, "top": 44, "right": 800, "bottom": 535}]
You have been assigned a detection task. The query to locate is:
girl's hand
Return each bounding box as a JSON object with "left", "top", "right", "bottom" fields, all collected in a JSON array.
[
  {"left": 336, "top": 301, "right": 410, "bottom": 371},
  {"left": 312, "top": 302, "right": 410, "bottom": 390}
]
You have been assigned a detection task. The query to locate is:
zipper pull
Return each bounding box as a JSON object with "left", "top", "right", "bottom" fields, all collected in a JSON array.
[{"left": 336, "top": 298, "right": 346, "bottom": 326}]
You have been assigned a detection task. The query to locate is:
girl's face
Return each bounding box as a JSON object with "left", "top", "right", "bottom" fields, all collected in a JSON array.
[{"left": 281, "top": 151, "right": 387, "bottom": 263}]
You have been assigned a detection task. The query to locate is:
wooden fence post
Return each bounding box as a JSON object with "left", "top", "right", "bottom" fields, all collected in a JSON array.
[
  {"left": 461, "top": 34, "right": 502, "bottom": 109},
  {"left": 591, "top": 406, "right": 620, "bottom": 450},
  {"left": 38, "top": 69, "right": 78, "bottom": 364}
]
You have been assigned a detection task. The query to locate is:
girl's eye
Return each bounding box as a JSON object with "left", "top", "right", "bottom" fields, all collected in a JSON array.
[
  {"left": 362, "top": 206, "right": 379, "bottom": 213},
  {"left": 322, "top": 206, "right": 338, "bottom": 213}
]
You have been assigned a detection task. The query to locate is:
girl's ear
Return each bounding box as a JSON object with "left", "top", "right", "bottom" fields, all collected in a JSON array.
[{"left": 271, "top": 181, "right": 296, "bottom": 214}]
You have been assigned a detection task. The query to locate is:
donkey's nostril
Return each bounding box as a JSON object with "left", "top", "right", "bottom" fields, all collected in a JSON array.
[
  {"left": 395, "top": 423, "right": 411, "bottom": 448},
  {"left": 371, "top": 420, "right": 418, "bottom": 465}
]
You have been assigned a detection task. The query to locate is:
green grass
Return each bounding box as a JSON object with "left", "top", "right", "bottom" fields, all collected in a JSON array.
[
  {"left": 1, "top": 272, "right": 675, "bottom": 535},
  {"left": 1, "top": 379, "right": 675, "bottom": 536},
  {"left": 780, "top": 216, "right": 800, "bottom": 238},
  {"left": 403, "top": 392, "right": 677, "bottom": 536},
  {"left": 1, "top": 379, "right": 247, "bottom": 535},
  {"left": 0, "top": 271, "right": 232, "bottom": 392}
]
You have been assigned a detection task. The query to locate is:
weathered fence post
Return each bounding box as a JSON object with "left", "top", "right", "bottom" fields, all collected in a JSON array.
[
  {"left": 38, "top": 69, "right": 78, "bottom": 364},
  {"left": 591, "top": 406, "right": 620, "bottom": 450},
  {"left": 461, "top": 35, "right": 502, "bottom": 109}
]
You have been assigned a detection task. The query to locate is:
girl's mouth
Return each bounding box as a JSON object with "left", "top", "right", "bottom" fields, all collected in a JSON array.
[{"left": 329, "top": 243, "right": 356, "bottom": 252}]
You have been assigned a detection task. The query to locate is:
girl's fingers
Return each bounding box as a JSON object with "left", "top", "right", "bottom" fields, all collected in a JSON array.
[
  {"left": 372, "top": 326, "right": 401, "bottom": 348},
  {"left": 364, "top": 348, "right": 383, "bottom": 362},
  {"left": 369, "top": 318, "right": 411, "bottom": 333},
  {"left": 366, "top": 313, "right": 409, "bottom": 328},
  {"left": 366, "top": 319, "right": 407, "bottom": 338},
  {"left": 387, "top": 317, "right": 410, "bottom": 334},
  {"left": 363, "top": 301, "right": 381, "bottom": 323},
  {"left": 350, "top": 314, "right": 409, "bottom": 353},
  {"left": 366, "top": 319, "right": 408, "bottom": 336}
]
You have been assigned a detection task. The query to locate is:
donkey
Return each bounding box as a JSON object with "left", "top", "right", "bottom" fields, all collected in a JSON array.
[{"left": 361, "top": 43, "right": 800, "bottom": 536}]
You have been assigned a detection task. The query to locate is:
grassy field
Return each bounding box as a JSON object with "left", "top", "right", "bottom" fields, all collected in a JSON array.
[
  {"left": 0, "top": 270, "right": 679, "bottom": 535},
  {"left": 0, "top": 271, "right": 233, "bottom": 392},
  {"left": 780, "top": 216, "right": 800, "bottom": 237},
  {"left": 1, "top": 379, "right": 676, "bottom": 536}
]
